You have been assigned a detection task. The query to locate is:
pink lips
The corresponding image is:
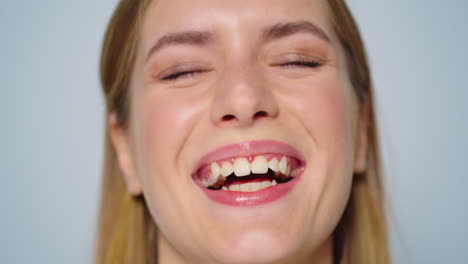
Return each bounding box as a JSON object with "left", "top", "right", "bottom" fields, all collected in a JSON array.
[{"left": 193, "top": 140, "right": 305, "bottom": 207}]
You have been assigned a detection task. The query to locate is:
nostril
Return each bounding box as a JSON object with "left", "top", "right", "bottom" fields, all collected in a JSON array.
[
  {"left": 220, "top": 111, "right": 269, "bottom": 123},
  {"left": 222, "top": 114, "right": 236, "bottom": 121},
  {"left": 253, "top": 111, "right": 267, "bottom": 119}
]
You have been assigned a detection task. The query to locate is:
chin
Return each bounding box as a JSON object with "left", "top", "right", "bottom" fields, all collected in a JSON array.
[{"left": 207, "top": 229, "right": 312, "bottom": 264}]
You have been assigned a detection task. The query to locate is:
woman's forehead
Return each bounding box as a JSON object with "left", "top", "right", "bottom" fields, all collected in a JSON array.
[{"left": 140, "top": 0, "right": 330, "bottom": 42}]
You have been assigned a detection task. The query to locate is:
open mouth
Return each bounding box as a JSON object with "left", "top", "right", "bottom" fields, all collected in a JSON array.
[
  {"left": 194, "top": 154, "right": 303, "bottom": 192},
  {"left": 192, "top": 140, "right": 306, "bottom": 206}
]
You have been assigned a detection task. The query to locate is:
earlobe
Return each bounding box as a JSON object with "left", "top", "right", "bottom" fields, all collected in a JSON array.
[
  {"left": 353, "top": 99, "right": 370, "bottom": 174},
  {"left": 109, "top": 113, "right": 142, "bottom": 196}
]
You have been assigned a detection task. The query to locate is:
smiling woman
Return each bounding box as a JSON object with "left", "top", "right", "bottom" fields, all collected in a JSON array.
[{"left": 95, "top": 0, "right": 390, "bottom": 264}]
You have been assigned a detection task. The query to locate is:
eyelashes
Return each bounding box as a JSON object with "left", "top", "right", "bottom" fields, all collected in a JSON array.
[
  {"left": 160, "top": 70, "right": 204, "bottom": 81},
  {"left": 159, "top": 60, "right": 323, "bottom": 82},
  {"left": 279, "top": 60, "right": 322, "bottom": 68}
]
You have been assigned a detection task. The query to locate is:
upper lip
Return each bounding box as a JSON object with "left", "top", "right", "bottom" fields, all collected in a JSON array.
[{"left": 192, "top": 139, "right": 305, "bottom": 176}]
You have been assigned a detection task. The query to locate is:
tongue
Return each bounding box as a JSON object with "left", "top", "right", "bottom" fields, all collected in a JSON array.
[{"left": 223, "top": 173, "right": 272, "bottom": 188}]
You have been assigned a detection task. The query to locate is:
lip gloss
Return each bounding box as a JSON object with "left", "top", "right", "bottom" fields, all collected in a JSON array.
[{"left": 199, "top": 174, "right": 301, "bottom": 206}]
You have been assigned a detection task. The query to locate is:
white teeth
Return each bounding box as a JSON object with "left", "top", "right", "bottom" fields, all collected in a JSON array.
[
  {"left": 203, "top": 155, "right": 294, "bottom": 189},
  {"left": 233, "top": 157, "right": 251, "bottom": 177},
  {"left": 279, "top": 156, "right": 288, "bottom": 174},
  {"left": 208, "top": 174, "right": 215, "bottom": 185},
  {"left": 226, "top": 181, "right": 273, "bottom": 192},
  {"left": 212, "top": 155, "right": 291, "bottom": 179},
  {"left": 221, "top": 162, "right": 233, "bottom": 177},
  {"left": 251, "top": 155, "right": 269, "bottom": 174},
  {"left": 268, "top": 157, "right": 280, "bottom": 172},
  {"left": 261, "top": 180, "right": 273, "bottom": 189},
  {"left": 211, "top": 162, "right": 221, "bottom": 178},
  {"left": 250, "top": 182, "right": 261, "bottom": 191},
  {"left": 201, "top": 179, "right": 209, "bottom": 187},
  {"left": 239, "top": 182, "right": 253, "bottom": 192},
  {"left": 222, "top": 186, "right": 228, "bottom": 191},
  {"left": 291, "top": 168, "right": 300, "bottom": 177}
]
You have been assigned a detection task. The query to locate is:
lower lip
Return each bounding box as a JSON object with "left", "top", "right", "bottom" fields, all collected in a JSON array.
[{"left": 199, "top": 174, "right": 301, "bottom": 207}]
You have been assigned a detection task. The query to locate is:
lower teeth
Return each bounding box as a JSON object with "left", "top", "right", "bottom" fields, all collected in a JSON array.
[
  {"left": 225, "top": 180, "right": 274, "bottom": 192},
  {"left": 208, "top": 170, "right": 292, "bottom": 191}
]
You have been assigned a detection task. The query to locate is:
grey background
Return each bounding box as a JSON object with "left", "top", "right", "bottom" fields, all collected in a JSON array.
[{"left": 2, "top": 0, "right": 467, "bottom": 263}]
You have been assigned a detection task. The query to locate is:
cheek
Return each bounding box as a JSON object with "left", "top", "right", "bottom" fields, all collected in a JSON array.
[
  {"left": 137, "top": 91, "right": 202, "bottom": 177},
  {"left": 281, "top": 73, "right": 352, "bottom": 153},
  {"left": 298, "top": 77, "right": 352, "bottom": 162},
  {"left": 133, "top": 87, "right": 211, "bottom": 213},
  {"left": 280, "top": 71, "right": 355, "bottom": 235},
  {"left": 138, "top": 97, "right": 176, "bottom": 173},
  {"left": 299, "top": 74, "right": 354, "bottom": 186},
  {"left": 307, "top": 88, "right": 348, "bottom": 141},
  {"left": 133, "top": 90, "right": 208, "bottom": 231}
]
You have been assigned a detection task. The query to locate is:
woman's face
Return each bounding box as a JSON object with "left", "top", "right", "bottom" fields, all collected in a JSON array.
[{"left": 113, "top": 0, "right": 366, "bottom": 263}]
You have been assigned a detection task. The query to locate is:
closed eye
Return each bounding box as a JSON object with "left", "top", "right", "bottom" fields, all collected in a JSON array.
[
  {"left": 280, "top": 60, "right": 322, "bottom": 68},
  {"left": 160, "top": 70, "right": 204, "bottom": 81},
  {"left": 159, "top": 60, "right": 321, "bottom": 81}
]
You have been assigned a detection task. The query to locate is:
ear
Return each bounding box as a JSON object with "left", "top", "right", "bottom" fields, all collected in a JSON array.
[
  {"left": 353, "top": 99, "right": 370, "bottom": 174},
  {"left": 109, "top": 113, "right": 142, "bottom": 196}
]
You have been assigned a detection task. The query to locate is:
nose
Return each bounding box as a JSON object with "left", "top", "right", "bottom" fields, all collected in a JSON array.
[{"left": 210, "top": 62, "right": 279, "bottom": 127}]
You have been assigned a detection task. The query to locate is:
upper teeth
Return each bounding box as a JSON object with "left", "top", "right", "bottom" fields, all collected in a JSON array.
[
  {"left": 221, "top": 162, "right": 233, "bottom": 177},
  {"left": 279, "top": 156, "right": 289, "bottom": 175},
  {"left": 267, "top": 157, "right": 279, "bottom": 172},
  {"left": 206, "top": 155, "right": 291, "bottom": 185},
  {"left": 233, "top": 157, "right": 250, "bottom": 176},
  {"left": 251, "top": 155, "right": 268, "bottom": 174}
]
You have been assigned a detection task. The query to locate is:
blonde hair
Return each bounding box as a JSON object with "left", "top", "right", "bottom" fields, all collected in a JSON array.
[{"left": 95, "top": 1, "right": 390, "bottom": 263}]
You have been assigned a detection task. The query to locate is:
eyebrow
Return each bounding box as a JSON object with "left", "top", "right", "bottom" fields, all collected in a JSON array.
[
  {"left": 145, "top": 21, "right": 330, "bottom": 63},
  {"left": 145, "top": 31, "right": 213, "bottom": 63},
  {"left": 261, "top": 21, "right": 330, "bottom": 43}
]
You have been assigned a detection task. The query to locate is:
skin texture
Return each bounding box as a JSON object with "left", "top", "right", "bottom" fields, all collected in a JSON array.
[{"left": 110, "top": 0, "right": 368, "bottom": 263}]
